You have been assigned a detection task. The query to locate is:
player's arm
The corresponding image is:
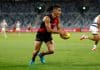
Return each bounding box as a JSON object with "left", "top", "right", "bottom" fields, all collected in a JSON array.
[
  {"left": 56, "top": 18, "right": 65, "bottom": 35},
  {"left": 56, "top": 18, "right": 62, "bottom": 31},
  {"left": 44, "top": 16, "right": 59, "bottom": 34}
]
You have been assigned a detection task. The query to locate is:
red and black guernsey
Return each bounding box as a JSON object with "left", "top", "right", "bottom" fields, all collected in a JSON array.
[
  {"left": 35, "top": 14, "right": 59, "bottom": 42},
  {"left": 37, "top": 14, "right": 59, "bottom": 33}
]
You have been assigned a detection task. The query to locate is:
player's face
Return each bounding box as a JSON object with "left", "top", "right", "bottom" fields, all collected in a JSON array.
[{"left": 53, "top": 8, "right": 62, "bottom": 17}]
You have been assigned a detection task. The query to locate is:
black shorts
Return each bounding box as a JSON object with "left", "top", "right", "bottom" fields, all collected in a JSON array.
[{"left": 35, "top": 32, "right": 52, "bottom": 43}]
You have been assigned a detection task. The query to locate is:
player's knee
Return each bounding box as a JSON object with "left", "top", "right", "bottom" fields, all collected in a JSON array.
[
  {"left": 34, "top": 50, "right": 40, "bottom": 54},
  {"left": 95, "top": 38, "right": 100, "bottom": 41},
  {"left": 49, "top": 50, "right": 54, "bottom": 54},
  {"left": 94, "top": 37, "right": 100, "bottom": 41},
  {"left": 92, "top": 35, "right": 99, "bottom": 41}
]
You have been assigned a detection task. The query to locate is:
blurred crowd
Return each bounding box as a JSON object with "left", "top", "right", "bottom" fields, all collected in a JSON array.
[{"left": 0, "top": 1, "right": 100, "bottom": 29}]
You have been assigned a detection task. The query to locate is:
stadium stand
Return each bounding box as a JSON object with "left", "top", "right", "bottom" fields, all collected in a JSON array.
[{"left": 0, "top": 0, "right": 100, "bottom": 31}]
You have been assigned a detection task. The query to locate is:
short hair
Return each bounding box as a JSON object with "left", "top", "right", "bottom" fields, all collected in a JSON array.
[{"left": 47, "top": 4, "right": 61, "bottom": 12}]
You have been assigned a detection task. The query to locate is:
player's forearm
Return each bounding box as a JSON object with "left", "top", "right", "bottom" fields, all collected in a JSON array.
[{"left": 47, "top": 29, "right": 59, "bottom": 34}]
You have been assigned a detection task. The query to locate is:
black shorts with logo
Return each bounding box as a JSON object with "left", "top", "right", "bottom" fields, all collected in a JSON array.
[{"left": 35, "top": 32, "right": 53, "bottom": 43}]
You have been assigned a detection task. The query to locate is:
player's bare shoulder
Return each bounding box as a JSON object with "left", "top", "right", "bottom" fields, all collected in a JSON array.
[{"left": 43, "top": 16, "right": 50, "bottom": 23}]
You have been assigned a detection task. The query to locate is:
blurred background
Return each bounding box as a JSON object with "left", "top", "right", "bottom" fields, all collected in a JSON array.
[
  {"left": 0, "top": 1, "right": 100, "bottom": 70},
  {"left": 0, "top": 0, "right": 100, "bottom": 32}
]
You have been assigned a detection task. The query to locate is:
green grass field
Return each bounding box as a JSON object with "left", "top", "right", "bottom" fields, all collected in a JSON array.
[{"left": 0, "top": 32, "right": 100, "bottom": 70}]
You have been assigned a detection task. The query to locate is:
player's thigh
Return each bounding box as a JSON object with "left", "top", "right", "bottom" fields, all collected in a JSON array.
[
  {"left": 2, "top": 28, "right": 5, "bottom": 32},
  {"left": 34, "top": 41, "right": 42, "bottom": 51},
  {"left": 46, "top": 40, "right": 55, "bottom": 51},
  {"left": 16, "top": 28, "right": 20, "bottom": 32},
  {"left": 93, "top": 34, "right": 100, "bottom": 41}
]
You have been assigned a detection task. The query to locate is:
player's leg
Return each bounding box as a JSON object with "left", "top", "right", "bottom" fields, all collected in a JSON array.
[
  {"left": 80, "top": 25, "right": 97, "bottom": 40},
  {"left": 89, "top": 34, "right": 100, "bottom": 50},
  {"left": 30, "top": 41, "right": 42, "bottom": 64},
  {"left": 80, "top": 34, "right": 88, "bottom": 40},
  {"left": 80, "top": 34, "right": 100, "bottom": 50},
  {"left": 80, "top": 25, "right": 100, "bottom": 50},
  {"left": 43, "top": 40, "right": 54, "bottom": 55},
  {"left": 38, "top": 40, "right": 54, "bottom": 63},
  {"left": 16, "top": 28, "right": 21, "bottom": 36},
  {"left": 1, "top": 28, "right": 7, "bottom": 38},
  {"left": 91, "top": 40, "right": 99, "bottom": 50}
]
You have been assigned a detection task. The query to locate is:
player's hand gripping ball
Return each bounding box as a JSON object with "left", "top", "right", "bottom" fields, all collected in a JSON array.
[{"left": 60, "top": 31, "right": 70, "bottom": 39}]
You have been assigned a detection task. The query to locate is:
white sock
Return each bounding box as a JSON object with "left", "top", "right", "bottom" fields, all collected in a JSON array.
[
  {"left": 84, "top": 35, "right": 88, "bottom": 39},
  {"left": 93, "top": 45, "right": 96, "bottom": 49}
]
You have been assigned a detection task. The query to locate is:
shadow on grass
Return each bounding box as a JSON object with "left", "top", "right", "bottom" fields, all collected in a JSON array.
[
  {"left": 1, "top": 62, "right": 100, "bottom": 69},
  {"left": 72, "top": 64, "right": 100, "bottom": 66},
  {"left": 0, "top": 65, "right": 28, "bottom": 68}
]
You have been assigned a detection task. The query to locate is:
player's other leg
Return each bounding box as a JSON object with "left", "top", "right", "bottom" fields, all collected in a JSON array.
[
  {"left": 30, "top": 41, "right": 42, "bottom": 65},
  {"left": 38, "top": 40, "right": 54, "bottom": 64},
  {"left": 1, "top": 28, "right": 7, "bottom": 38},
  {"left": 80, "top": 34, "right": 100, "bottom": 50},
  {"left": 80, "top": 34, "right": 88, "bottom": 40},
  {"left": 91, "top": 35, "right": 100, "bottom": 51},
  {"left": 16, "top": 28, "right": 21, "bottom": 36}
]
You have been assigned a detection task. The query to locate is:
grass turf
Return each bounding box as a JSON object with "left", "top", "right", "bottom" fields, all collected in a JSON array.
[{"left": 0, "top": 32, "right": 100, "bottom": 70}]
